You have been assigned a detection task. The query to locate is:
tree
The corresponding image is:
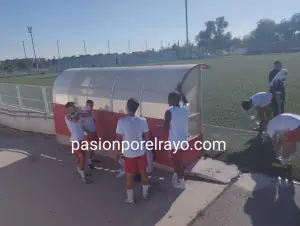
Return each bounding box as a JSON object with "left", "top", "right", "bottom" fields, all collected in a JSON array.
[
  {"left": 195, "top": 16, "right": 232, "bottom": 52},
  {"left": 16, "top": 60, "right": 27, "bottom": 71}
]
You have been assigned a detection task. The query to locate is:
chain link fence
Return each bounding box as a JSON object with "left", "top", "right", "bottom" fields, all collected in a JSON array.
[{"left": 0, "top": 83, "right": 53, "bottom": 114}]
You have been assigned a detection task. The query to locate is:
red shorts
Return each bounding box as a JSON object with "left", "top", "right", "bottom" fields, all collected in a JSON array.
[
  {"left": 171, "top": 149, "right": 183, "bottom": 161},
  {"left": 72, "top": 141, "right": 85, "bottom": 158},
  {"left": 85, "top": 132, "right": 98, "bottom": 143},
  {"left": 124, "top": 154, "right": 147, "bottom": 174},
  {"left": 284, "top": 126, "right": 300, "bottom": 142}
]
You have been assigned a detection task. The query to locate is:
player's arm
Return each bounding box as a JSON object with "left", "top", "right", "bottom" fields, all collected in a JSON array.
[
  {"left": 176, "top": 83, "right": 189, "bottom": 106},
  {"left": 268, "top": 71, "right": 273, "bottom": 84},
  {"left": 142, "top": 119, "right": 150, "bottom": 142},
  {"left": 65, "top": 117, "right": 72, "bottom": 132},
  {"left": 81, "top": 118, "right": 90, "bottom": 134},
  {"left": 115, "top": 120, "right": 124, "bottom": 155},
  {"left": 164, "top": 110, "right": 171, "bottom": 131}
]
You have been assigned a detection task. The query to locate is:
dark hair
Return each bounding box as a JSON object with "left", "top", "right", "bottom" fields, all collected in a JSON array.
[
  {"left": 127, "top": 98, "right": 139, "bottom": 114},
  {"left": 168, "top": 91, "right": 181, "bottom": 106},
  {"left": 65, "top": 102, "right": 75, "bottom": 108},
  {"left": 241, "top": 100, "right": 252, "bottom": 111},
  {"left": 86, "top": 99, "right": 94, "bottom": 105},
  {"left": 274, "top": 60, "right": 281, "bottom": 65}
]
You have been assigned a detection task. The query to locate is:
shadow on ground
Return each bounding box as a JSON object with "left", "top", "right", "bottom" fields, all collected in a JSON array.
[
  {"left": 0, "top": 126, "right": 182, "bottom": 226},
  {"left": 203, "top": 124, "right": 300, "bottom": 180}
]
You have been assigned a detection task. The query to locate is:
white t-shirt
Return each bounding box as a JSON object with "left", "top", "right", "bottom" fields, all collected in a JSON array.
[
  {"left": 80, "top": 107, "right": 96, "bottom": 134},
  {"left": 116, "top": 116, "right": 149, "bottom": 158},
  {"left": 267, "top": 113, "right": 300, "bottom": 138},
  {"left": 249, "top": 92, "right": 273, "bottom": 107},
  {"left": 168, "top": 105, "right": 189, "bottom": 150},
  {"left": 269, "top": 69, "right": 288, "bottom": 87},
  {"left": 65, "top": 115, "right": 85, "bottom": 142}
]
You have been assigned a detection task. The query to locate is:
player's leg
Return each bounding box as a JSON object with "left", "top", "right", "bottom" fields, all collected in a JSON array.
[
  {"left": 76, "top": 148, "right": 90, "bottom": 183},
  {"left": 137, "top": 154, "right": 149, "bottom": 199},
  {"left": 172, "top": 150, "right": 185, "bottom": 189},
  {"left": 124, "top": 157, "right": 136, "bottom": 204},
  {"left": 87, "top": 132, "right": 99, "bottom": 169},
  {"left": 116, "top": 157, "right": 125, "bottom": 178}
]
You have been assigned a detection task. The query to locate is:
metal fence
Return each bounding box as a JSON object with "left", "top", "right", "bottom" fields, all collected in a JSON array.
[{"left": 0, "top": 83, "right": 53, "bottom": 114}]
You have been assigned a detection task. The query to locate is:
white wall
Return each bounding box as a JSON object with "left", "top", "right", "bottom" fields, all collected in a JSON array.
[{"left": 0, "top": 104, "right": 55, "bottom": 135}]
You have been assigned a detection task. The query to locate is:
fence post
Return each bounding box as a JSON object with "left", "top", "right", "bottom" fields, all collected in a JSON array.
[
  {"left": 42, "top": 87, "right": 50, "bottom": 113},
  {"left": 15, "top": 85, "right": 23, "bottom": 108}
]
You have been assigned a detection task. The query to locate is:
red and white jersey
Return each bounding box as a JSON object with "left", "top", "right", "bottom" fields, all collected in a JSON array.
[
  {"left": 80, "top": 107, "right": 96, "bottom": 134},
  {"left": 65, "top": 114, "right": 85, "bottom": 142},
  {"left": 267, "top": 113, "right": 300, "bottom": 138}
]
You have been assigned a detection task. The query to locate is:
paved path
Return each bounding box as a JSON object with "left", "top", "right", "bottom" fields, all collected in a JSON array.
[
  {"left": 1, "top": 126, "right": 300, "bottom": 226},
  {"left": 193, "top": 174, "right": 300, "bottom": 226},
  {"left": 0, "top": 127, "right": 180, "bottom": 226}
]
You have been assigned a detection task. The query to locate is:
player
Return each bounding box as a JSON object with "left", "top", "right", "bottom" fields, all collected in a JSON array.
[
  {"left": 80, "top": 100, "right": 100, "bottom": 170},
  {"left": 269, "top": 68, "right": 288, "bottom": 116},
  {"left": 164, "top": 84, "right": 189, "bottom": 189},
  {"left": 266, "top": 113, "right": 300, "bottom": 167},
  {"left": 65, "top": 102, "right": 91, "bottom": 184},
  {"left": 116, "top": 98, "right": 150, "bottom": 204},
  {"left": 241, "top": 92, "right": 273, "bottom": 133}
]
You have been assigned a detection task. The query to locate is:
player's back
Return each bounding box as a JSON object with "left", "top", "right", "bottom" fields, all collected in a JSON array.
[
  {"left": 117, "top": 116, "right": 148, "bottom": 158},
  {"left": 250, "top": 92, "right": 272, "bottom": 107},
  {"left": 168, "top": 106, "right": 189, "bottom": 143},
  {"left": 267, "top": 113, "right": 300, "bottom": 136}
]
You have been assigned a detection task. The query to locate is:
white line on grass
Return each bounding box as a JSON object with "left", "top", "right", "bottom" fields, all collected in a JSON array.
[{"left": 203, "top": 123, "right": 257, "bottom": 134}]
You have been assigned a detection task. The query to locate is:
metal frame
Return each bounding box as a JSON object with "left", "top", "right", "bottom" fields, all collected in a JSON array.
[
  {"left": 139, "top": 84, "right": 145, "bottom": 116},
  {"left": 0, "top": 83, "right": 53, "bottom": 114},
  {"left": 109, "top": 75, "right": 120, "bottom": 111}
]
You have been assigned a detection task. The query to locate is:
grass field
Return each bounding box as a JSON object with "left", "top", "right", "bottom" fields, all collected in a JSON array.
[{"left": 1, "top": 52, "right": 300, "bottom": 179}]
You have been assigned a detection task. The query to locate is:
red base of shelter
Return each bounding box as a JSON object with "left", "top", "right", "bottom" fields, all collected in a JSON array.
[{"left": 53, "top": 104, "right": 202, "bottom": 168}]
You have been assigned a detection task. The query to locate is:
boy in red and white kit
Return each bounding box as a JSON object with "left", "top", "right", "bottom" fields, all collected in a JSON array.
[
  {"left": 80, "top": 100, "right": 100, "bottom": 169},
  {"left": 116, "top": 98, "right": 150, "bottom": 204},
  {"left": 65, "top": 102, "right": 91, "bottom": 184},
  {"left": 164, "top": 84, "right": 189, "bottom": 189},
  {"left": 266, "top": 113, "right": 300, "bottom": 167}
]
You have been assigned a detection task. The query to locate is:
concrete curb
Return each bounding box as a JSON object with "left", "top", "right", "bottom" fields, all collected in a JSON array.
[{"left": 186, "top": 172, "right": 240, "bottom": 226}]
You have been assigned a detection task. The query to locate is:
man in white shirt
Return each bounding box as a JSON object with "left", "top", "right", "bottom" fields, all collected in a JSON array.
[
  {"left": 266, "top": 113, "right": 300, "bottom": 167},
  {"left": 65, "top": 102, "right": 91, "bottom": 184},
  {"left": 116, "top": 98, "right": 150, "bottom": 204},
  {"left": 242, "top": 92, "right": 273, "bottom": 133},
  {"left": 164, "top": 84, "right": 189, "bottom": 189},
  {"left": 81, "top": 100, "right": 100, "bottom": 170}
]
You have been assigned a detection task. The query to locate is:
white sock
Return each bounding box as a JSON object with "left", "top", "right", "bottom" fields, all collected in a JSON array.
[
  {"left": 88, "top": 159, "right": 92, "bottom": 165},
  {"left": 77, "top": 167, "right": 80, "bottom": 173},
  {"left": 79, "top": 170, "right": 85, "bottom": 179},
  {"left": 172, "top": 173, "right": 178, "bottom": 183},
  {"left": 126, "top": 189, "right": 134, "bottom": 202},
  {"left": 142, "top": 185, "right": 149, "bottom": 196},
  {"left": 178, "top": 178, "right": 185, "bottom": 184}
]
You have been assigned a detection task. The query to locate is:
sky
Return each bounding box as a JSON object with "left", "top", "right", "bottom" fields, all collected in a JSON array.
[{"left": 1, "top": 0, "right": 300, "bottom": 60}]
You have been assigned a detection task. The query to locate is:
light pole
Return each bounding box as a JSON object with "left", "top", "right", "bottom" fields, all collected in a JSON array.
[
  {"left": 21, "top": 41, "right": 27, "bottom": 59},
  {"left": 27, "top": 26, "right": 38, "bottom": 68},
  {"left": 108, "top": 40, "right": 110, "bottom": 53},
  {"left": 185, "top": 0, "right": 189, "bottom": 55},
  {"left": 56, "top": 40, "right": 61, "bottom": 59},
  {"left": 128, "top": 40, "right": 131, "bottom": 54},
  {"left": 83, "top": 40, "right": 87, "bottom": 55}
]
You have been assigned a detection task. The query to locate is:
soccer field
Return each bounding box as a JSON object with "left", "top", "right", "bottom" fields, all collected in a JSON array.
[
  {"left": 1, "top": 53, "right": 300, "bottom": 179},
  {"left": 1, "top": 52, "right": 299, "bottom": 129}
]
